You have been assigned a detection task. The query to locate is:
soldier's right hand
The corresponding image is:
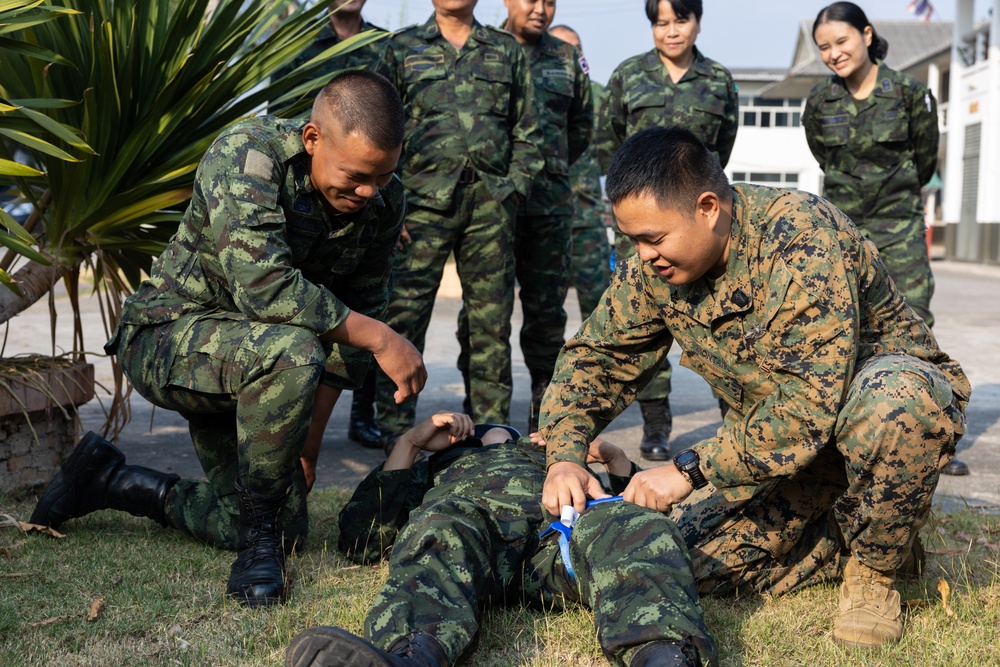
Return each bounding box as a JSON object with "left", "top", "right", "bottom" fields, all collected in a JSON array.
[
  {"left": 374, "top": 331, "right": 427, "bottom": 404},
  {"left": 542, "top": 461, "right": 609, "bottom": 516}
]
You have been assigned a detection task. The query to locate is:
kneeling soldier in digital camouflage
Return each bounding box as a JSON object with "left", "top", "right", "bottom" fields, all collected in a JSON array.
[
  {"left": 541, "top": 126, "right": 970, "bottom": 650},
  {"left": 30, "top": 71, "right": 426, "bottom": 607},
  {"left": 285, "top": 412, "right": 717, "bottom": 667}
]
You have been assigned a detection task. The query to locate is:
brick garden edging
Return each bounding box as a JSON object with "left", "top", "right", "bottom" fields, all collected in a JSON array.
[{"left": 0, "top": 359, "right": 94, "bottom": 495}]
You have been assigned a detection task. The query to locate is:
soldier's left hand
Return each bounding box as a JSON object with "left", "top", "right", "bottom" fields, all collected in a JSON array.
[
  {"left": 375, "top": 332, "right": 428, "bottom": 404},
  {"left": 622, "top": 464, "right": 693, "bottom": 513}
]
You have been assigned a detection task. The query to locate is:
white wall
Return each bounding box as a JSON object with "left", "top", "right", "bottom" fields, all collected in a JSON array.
[{"left": 726, "top": 79, "right": 824, "bottom": 196}]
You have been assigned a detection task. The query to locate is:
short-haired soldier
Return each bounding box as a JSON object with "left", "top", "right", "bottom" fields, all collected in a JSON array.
[
  {"left": 31, "top": 71, "right": 426, "bottom": 607},
  {"left": 540, "top": 127, "right": 970, "bottom": 649}
]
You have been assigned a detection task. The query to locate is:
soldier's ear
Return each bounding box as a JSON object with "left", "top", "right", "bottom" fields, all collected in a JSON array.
[
  {"left": 695, "top": 191, "right": 720, "bottom": 228},
  {"left": 302, "top": 123, "right": 321, "bottom": 156}
]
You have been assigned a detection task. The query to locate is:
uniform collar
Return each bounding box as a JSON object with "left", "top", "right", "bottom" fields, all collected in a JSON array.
[
  {"left": 640, "top": 45, "right": 709, "bottom": 79},
  {"left": 825, "top": 61, "right": 897, "bottom": 101},
  {"left": 419, "top": 13, "right": 491, "bottom": 44}
]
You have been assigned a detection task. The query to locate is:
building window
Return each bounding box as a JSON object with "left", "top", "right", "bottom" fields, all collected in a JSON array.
[
  {"left": 743, "top": 111, "right": 757, "bottom": 126},
  {"left": 775, "top": 112, "right": 789, "bottom": 127},
  {"left": 759, "top": 111, "right": 771, "bottom": 128},
  {"left": 792, "top": 112, "right": 801, "bottom": 127},
  {"left": 731, "top": 171, "right": 800, "bottom": 189}
]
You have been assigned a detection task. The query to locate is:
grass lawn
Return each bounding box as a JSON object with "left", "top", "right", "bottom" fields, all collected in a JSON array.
[{"left": 2, "top": 489, "right": 998, "bottom": 666}]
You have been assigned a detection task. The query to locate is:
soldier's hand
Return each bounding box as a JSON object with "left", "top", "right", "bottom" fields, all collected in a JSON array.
[
  {"left": 622, "top": 465, "right": 693, "bottom": 513},
  {"left": 374, "top": 331, "right": 427, "bottom": 404},
  {"left": 404, "top": 411, "right": 475, "bottom": 453},
  {"left": 586, "top": 438, "right": 631, "bottom": 478},
  {"left": 396, "top": 224, "right": 412, "bottom": 250},
  {"left": 542, "top": 461, "right": 609, "bottom": 516}
]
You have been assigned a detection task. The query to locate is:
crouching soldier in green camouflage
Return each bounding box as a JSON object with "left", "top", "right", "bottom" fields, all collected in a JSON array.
[
  {"left": 541, "top": 127, "right": 970, "bottom": 650},
  {"left": 285, "top": 413, "right": 717, "bottom": 667},
  {"left": 30, "top": 71, "right": 426, "bottom": 607}
]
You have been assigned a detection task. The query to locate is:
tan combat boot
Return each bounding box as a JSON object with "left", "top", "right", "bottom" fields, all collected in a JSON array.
[{"left": 832, "top": 556, "right": 903, "bottom": 649}]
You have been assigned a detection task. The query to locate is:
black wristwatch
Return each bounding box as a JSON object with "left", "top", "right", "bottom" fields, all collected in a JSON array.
[{"left": 673, "top": 449, "right": 708, "bottom": 490}]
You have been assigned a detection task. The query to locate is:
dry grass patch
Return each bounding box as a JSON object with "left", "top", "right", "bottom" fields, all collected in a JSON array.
[{"left": 2, "top": 490, "right": 997, "bottom": 666}]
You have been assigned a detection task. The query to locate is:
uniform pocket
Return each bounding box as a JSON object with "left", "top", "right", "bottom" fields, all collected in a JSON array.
[
  {"left": 680, "top": 350, "right": 743, "bottom": 412},
  {"left": 472, "top": 62, "right": 513, "bottom": 116}
]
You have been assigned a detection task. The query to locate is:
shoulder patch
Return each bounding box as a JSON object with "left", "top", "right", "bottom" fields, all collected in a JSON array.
[
  {"left": 244, "top": 149, "right": 274, "bottom": 180},
  {"left": 579, "top": 55, "right": 590, "bottom": 74},
  {"left": 881, "top": 78, "right": 893, "bottom": 92}
]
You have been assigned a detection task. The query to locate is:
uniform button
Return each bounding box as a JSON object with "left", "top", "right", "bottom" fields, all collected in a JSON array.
[{"left": 732, "top": 289, "right": 749, "bottom": 308}]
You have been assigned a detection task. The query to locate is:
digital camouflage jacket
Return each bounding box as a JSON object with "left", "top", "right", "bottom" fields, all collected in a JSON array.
[{"left": 541, "top": 184, "right": 969, "bottom": 501}]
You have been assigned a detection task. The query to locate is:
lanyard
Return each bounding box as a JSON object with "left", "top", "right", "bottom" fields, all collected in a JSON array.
[{"left": 538, "top": 496, "right": 623, "bottom": 580}]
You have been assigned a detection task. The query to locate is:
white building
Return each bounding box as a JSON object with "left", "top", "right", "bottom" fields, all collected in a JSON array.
[
  {"left": 726, "top": 68, "right": 822, "bottom": 194},
  {"left": 942, "top": 0, "right": 1000, "bottom": 264}
]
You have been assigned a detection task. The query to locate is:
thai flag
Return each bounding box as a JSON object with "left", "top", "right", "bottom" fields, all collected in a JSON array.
[{"left": 908, "top": 0, "right": 934, "bottom": 22}]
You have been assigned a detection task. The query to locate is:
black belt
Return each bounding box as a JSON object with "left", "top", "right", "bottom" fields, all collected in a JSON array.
[{"left": 458, "top": 165, "right": 478, "bottom": 184}]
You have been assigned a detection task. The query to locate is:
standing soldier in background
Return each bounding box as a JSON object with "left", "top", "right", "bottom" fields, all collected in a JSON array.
[
  {"left": 549, "top": 24, "right": 612, "bottom": 322},
  {"left": 458, "top": 0, "right": 593, "bottom": 433},
  {"left": 275, "top": 0, "right": 389, "bottom": 449},
  {"left": 802, "top": 2, "right": 967, "bottom": 476},
  {"left": 598, "top": 0, "right": 737, "bottom": 462},
  {"left": 373, "top": 0, "right": 543, "bottom": 452}
]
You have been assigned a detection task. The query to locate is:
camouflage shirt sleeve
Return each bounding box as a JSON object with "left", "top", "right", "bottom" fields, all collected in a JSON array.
[
  {"left": 541, "top": 257, "right": 675, "bottom": 467},
  {"left": 566, "top": 47, "right": 594, "bottom": 167},
  {"left": 907, "top": 79, "right": 939, "bottom": 185},
  {"left": 716, "top": 68, "right": 739, "bottom": 168},
  {"left": 802, "top": 87, "right": 827, "bottom": 170},
  {"left": 595, "top": 65, "right": 626, "bottom": 173},
  {"left": 337, "top": 462, "right": 433, "bottom": 564},
  {"left": 204, "top": 131, "right": 347, "bottom": 334}
]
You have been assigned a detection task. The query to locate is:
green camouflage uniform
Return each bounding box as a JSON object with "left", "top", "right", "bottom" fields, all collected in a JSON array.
[
  {"left": 599, "top": 47, "right": 738, "bottom": 401},
  {"left": 803, "top": 62, "right": 938, "bottom": 326},
  {"left": 541, "top": 184, "right": 970, "bottom": 595},
  {"left": 373, "top": 15, "right": 543, "bottom": 433},
  {"left": 458, "top": 30, "right": 593, "bottom": 393},
  {"left": 569, "top": 81, "right": 611, "bottom": 320},
  {"left": 339, "top": 438, "right": 717, "bottom": 667},
  {"left": 108, "top": 116, "right": 405, "bottom": 549}
]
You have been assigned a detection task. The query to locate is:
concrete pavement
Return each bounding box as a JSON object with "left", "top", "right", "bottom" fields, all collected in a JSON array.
[{"left": 7, "top": 259, "right": 999, "bottom": 512}]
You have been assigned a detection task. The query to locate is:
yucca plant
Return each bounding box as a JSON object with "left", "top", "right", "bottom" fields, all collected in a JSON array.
[{"left": 0, "top": 0, "right": 385, "bottom": 431}]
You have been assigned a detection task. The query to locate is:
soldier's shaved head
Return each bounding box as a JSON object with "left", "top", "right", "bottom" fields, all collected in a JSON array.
[
  {"left": 605, "top": 126, "right": 729, "bottom": 211},
  {"left": 311, "top": 70, "right": 404, "bottom": 151}
]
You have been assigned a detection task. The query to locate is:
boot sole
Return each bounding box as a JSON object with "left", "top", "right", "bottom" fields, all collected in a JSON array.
[
  {"left": 831, "top": 634, "right": 891, "bottom": 651},
  {"left": 29, "top": 432, "right": 120, "bottom": 527},
  {"left": 287, "top": 626, "right": 390, "bottom": 667},
  {"left": 640, "top": 451, "right": 672, "bottom": 461}
]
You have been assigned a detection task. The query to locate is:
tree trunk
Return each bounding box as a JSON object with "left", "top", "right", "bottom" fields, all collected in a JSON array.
[{"left": 0, "top": 260, "right": 70, "bottom": 325}]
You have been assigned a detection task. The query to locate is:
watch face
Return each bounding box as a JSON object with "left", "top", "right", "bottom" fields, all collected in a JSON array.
[{"left": 675, "top": 450, "right": 697, "bottom": 467}]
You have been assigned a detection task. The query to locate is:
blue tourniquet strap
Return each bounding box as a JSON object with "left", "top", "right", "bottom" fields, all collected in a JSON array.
[{"left": 539, "top": 496, "right": 623, "bottom": 580}]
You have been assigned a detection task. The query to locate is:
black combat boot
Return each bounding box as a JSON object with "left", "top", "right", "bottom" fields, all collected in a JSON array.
[
  {"left": 528, "top": 380, "right": 548, "bottom": 434},
  {"left": 286, "top": 626, "right": 448, "bottom": 667},
  {"left": 348, "top": 373, "right": 382, "bottom": 449},
  {"left": 30, "top": 432, "right": 179, "bottom": 529},
  {"left": 639, "top": 397, "right": 673, "bottom": 461},
  {"left": 226, "top": 479, "right": 289, "bottom": 607},
  {"left": 629, "top": 640, "right": 701, "bottom": 667}
]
